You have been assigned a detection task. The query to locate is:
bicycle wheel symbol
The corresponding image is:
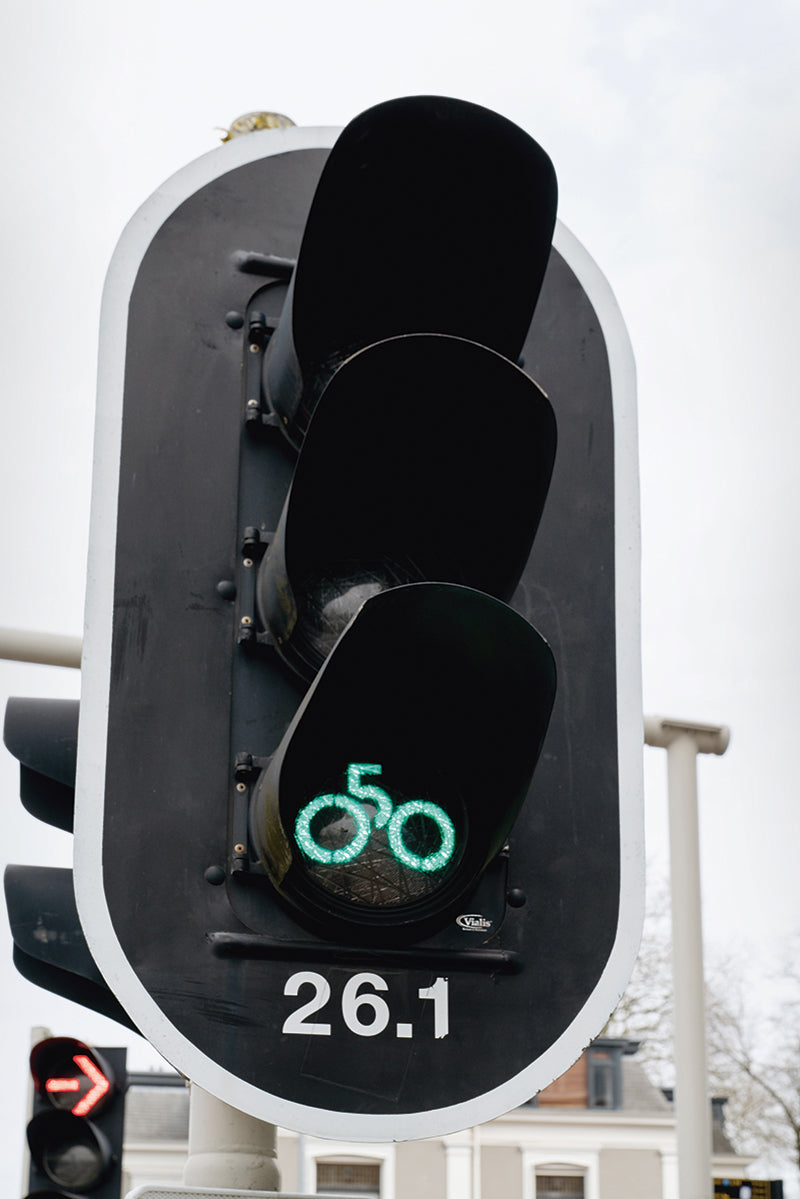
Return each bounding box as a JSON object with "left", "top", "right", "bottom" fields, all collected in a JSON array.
[{"left": 295, "top": 763, "right": 456, "bottom": 873}]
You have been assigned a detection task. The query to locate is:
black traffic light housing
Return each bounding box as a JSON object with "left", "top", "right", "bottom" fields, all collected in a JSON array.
[
  {"left": 26, "top": 1038, "right": 126, "bottom": 1199},
  {"left": 262, "top": 94, "right": 556, "bottom": 448},
  {"left": 4, "top": 700, "right": 139, "bottom": 1033},
  {"left": 5, "top": 698, "right": 78, "bottom": 833},
  {"left": 66, "top": 93, "right": 642, "bottom": 1139},
  {"left": 255, "top": 332, "right": 556, "bottom": 682},
  {"left": 251, "top": 581, "right": 555, "bottom": 943},
  {"left": 234, "top": 95, "right": 559, "bottom": 947}
]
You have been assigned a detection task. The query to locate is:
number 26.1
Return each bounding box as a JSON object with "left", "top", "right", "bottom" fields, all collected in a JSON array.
[{"left": 282, "top": 971, "right": 449, "bottom": 1039}]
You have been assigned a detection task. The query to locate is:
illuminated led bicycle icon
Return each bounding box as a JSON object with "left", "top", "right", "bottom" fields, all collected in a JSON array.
[{"left": 295, "top": 762, "right": 456, "bottom": 873}]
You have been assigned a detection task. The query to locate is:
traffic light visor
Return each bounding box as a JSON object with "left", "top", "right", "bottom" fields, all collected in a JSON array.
[
  {"left": 252, "top": 582, "right": 555, "bottom": 941},
  {"left": 263, "top": 94, "right": 557, "bottom": 447},
  {"left": 257, "top": 333, "right": 556, "bottom": 682},
  {"left": 30, "top": 1039, "right": 115, "bottom": 1118},
  {"left": 27, "top": 1109, "right": 114, "bottom": 1191}
]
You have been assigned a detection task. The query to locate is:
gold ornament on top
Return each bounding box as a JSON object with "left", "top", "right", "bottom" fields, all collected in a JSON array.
[{"left": 220, "top": 111, "right": 296, "bottom": 141}]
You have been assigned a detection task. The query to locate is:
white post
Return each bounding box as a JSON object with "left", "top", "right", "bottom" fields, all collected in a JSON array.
[
  {"left": 182, "top": 1084, "right": 280, "bottom": 1191},
  {"left": 660, "top": 1149, "right": 680, "bottom": 1199},
  {"left": 445, "top": 1143, "right": 472, "bottom": 1199},
  {"left": 297, "top": 1131, "right": 308, "bottom": 1193},
  {"left": 471, "top": 1123, "right": 481, "bottom": 1199},
  {"left": 644, "top": 716, "right": 729, "bottom": 1199}
]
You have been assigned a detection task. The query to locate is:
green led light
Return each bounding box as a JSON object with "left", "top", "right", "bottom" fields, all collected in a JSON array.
[
  {"left": 347, "top": 763, "right": 392, "bottom": 828},
  {"left": 294, "top": 793, "right": 371, "bottom": 864},
  {"left": 387, "top": 800, "right": 456, "bottom": 872},
  {"left": 294, "top": 764, "right": 457, "bottom": 875}
]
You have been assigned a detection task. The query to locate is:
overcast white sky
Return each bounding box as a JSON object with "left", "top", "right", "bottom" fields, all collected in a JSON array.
[{"left": 1, "top": 0, "right": 798, "bottom": 1192}]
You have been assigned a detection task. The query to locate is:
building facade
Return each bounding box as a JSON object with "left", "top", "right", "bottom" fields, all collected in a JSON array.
[{"left": 121, "top": 1039, "right": 753, "bottom": 1198}]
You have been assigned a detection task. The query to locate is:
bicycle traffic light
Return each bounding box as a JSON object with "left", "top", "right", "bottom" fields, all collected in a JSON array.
[
  {"left": 25, "top": 1038, "right": 126, "bottom": 1199},
  {"left": 67, "top": 95, "right": 642, "bottom": 1139},
  {"left": 236, "top": 96, "right": 558, "bottom": 947},
  {"left": 251, "top": 582, "right": 555, "bottom": 944}
]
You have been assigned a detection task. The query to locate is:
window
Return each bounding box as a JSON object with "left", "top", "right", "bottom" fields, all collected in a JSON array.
[
  {"left": 524, "top": 1152, "right": 596, "bottom": 1199},
  {"left": 317, "top": 1158, "right": 381, "bottom": 1195},
  {"left": 587, "top": 1044, "right": 623, "bottom": 1109},
  {"left": 536, "top": 1177, "right": 585, "bottom": 1198}
]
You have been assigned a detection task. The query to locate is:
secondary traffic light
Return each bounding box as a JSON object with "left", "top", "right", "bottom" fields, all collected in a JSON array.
[
  {"left": 3, "top": 700, "right": 138, "bottom": 1032},
  {"left": 25, "top": 1038, "right": 126, "bottom": 1199},
  {"left": 67, "top": 94, "right": 642, "bottom": 1139}
]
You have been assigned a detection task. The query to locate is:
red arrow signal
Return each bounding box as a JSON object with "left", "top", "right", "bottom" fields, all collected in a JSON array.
[{"left": 44, "top": 1052, "right": 111, "bottom": 1116}]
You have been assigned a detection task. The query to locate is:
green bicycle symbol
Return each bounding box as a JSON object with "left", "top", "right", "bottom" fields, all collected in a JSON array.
[{"left": 294, "top": 763, "right": 456, "bottom": 874}]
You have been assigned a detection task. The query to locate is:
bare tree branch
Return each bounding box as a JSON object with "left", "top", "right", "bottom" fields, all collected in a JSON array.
[{"left": 608, "top": 877, "right": 799, "bottom": 1185}]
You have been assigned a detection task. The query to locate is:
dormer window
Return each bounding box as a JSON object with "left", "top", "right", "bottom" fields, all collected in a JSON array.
[{"left": 587, "top": 1043, "right": 623, "bottom": 1109}]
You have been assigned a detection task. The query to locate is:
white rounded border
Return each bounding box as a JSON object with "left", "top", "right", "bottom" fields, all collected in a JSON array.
[{"left": 74, "top": 126, "right": 643, "bottom": 1141}]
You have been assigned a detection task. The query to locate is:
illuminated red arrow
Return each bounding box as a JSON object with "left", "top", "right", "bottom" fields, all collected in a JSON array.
[
  {"left": 45, "top": 1054, "right": 111, "bottom": 1116},
  {"left": 45, "top": 1077, "right": 80, "bottom": 1093},
  {"left": 72, "top": 1054, "right": 111, "bottom": 1116}
]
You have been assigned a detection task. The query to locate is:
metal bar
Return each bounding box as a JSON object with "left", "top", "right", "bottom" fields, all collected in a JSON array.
[
  {"left": 0, "top": 627, "right": 81, "bottom": 669},
  {"left": 209, "top": 931, "right": 522, "bottom": 973},
  {"left": 126, "top": 1071, "right": 185, "bottom": 1087}
]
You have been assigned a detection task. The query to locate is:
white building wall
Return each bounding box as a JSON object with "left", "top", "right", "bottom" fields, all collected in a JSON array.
[
  {"left": 119, "top": 1097, "right": 753, "bottom": 1198},
  {"left": 121, "top": 1141, "right": 187, "bottom": 1194}
]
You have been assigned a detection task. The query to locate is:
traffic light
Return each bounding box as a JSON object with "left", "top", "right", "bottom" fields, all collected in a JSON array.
[
  {"left": 3, "top": 700, "right": 138, "bottom": 1033},
  {"left": 230, "top": 95, "right": 557, "bottom": 948},
  {"left": 251, "top": 583, "right": 555, "bottom": 945},
  {"left": 68, "top": 94, "right": 642, "bottom": 1138},
  {"left": 25, "top": 1037, "right": 126, "bottom": 1199}
]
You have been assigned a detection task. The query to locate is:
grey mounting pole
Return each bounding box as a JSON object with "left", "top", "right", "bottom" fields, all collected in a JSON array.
[
  {"left": 182, "top": 1084, "right": 280, "bottom": 1191},
  {"left": 0, "top": 626, "right": 82, "bottom": 668},
  {"left": 644, "top": 716, "right": 730, "bottom": 1199}
]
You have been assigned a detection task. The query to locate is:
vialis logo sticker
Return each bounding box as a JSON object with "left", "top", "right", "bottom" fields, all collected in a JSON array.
[{"left": 456, "top": 913, "right": 493, "bottom": 932}]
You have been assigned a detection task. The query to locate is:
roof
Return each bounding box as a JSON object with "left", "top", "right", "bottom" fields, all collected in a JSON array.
[
  {"left": 621, "top": 1056, "right": 673, "bottom": 1114},
  {"left": 124, "top": 1082, "right": 189, "bottom": 1142}
]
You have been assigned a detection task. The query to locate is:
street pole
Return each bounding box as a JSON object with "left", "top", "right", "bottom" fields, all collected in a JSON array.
[
  {"left": 644, "top": 716, "right": 730, "bottom": 1199},
  {"left": 0, "top": 626, "right": 81, "bottom": 668},
  {"left": 182, "top": 1083, "right": 280, "bottom": 1191}
]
